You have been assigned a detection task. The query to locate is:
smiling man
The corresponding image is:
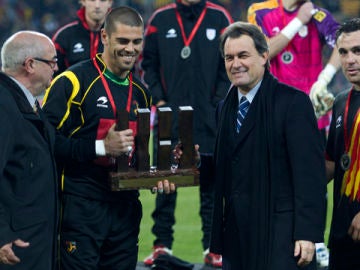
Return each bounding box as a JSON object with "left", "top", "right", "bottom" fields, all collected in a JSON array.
[
  {"left": 42, "top": 7, "right": 174, "bottom": 270},
  {"left": 210, "top": 21, "right": 327, "bottom": 270}
]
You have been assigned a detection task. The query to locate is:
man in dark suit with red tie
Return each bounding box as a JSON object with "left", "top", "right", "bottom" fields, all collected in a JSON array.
[
  {"left": 210, "top": 21, "right": 327, "bottom": 270},
  {"left": 0, "top": 30, "right": 59, "bottom": 269}
]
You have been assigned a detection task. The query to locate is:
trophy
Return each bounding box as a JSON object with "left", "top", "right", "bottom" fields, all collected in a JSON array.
[{"left": 110, "top": 106, "right": 199, "bottom": 190}]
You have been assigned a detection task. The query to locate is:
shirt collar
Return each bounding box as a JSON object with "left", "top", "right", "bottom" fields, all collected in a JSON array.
[
  {"left": 237, "top": 80, "right": 262, "bottom": 104},
  {"left": 9, "top": 76, "right": 37, "bottom": 107}
]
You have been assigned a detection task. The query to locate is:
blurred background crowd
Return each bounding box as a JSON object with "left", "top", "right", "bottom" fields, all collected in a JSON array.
[
  {"left": 0, "top": 0, "right": 359, "bottom": 92},
  {"left": 1, "top": 0, "right": 359, "bottom": 45}
]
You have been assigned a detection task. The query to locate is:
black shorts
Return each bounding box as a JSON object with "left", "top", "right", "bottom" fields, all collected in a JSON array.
[{"left": 60, "top": 194, "right": 142, "bottom": 270}]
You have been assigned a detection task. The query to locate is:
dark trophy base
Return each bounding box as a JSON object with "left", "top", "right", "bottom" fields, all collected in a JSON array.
[
  {"left": 110, "top": 106, "right": 198, "bottom": 191},
  {"left": 110, "top": 167, "right": 199, "bottom": 191}
]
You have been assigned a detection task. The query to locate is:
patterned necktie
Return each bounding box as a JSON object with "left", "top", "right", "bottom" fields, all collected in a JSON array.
[
  {"left": 236, "top": 96, "right": 250, "bottom": 133},
  {"left": 33, "top": 99, "right": 40, "bottom": 115}
]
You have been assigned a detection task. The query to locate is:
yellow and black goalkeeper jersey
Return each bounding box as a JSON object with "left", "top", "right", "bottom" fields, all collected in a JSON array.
[{"left": 43, "top": 54, "right": 151, "bottom": 201}]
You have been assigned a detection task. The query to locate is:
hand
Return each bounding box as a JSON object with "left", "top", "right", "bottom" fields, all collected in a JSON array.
[
  {"left": 156, "top": 100, "right": 166, "bottom": 107},
  {"left": 309, "top": 80, "right": 334, "bottom": 118},
  {"left": 294, "top": 240, "right": 315, "bottom": 267},
  {"left": 0, "top": 239, "right": 29, "bottom": 265},
  {"left": 348, "top": 212, "right": 360, "bottom": 241},
  {"left": 297, "top": 1, "right": 315, "bottom": 24},
  {"left": 172, "top": 143, "right": 200, "bottom": 167},
  {"left": 104, "top": 124, "right": 134, "bottom": 157},
  {"left": 151, "top": 179, "right": 176, "bottom": 194}
]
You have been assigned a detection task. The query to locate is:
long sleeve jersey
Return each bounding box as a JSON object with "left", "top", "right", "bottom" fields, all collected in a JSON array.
[
  {"left": 52, "top": 7, "right": 103, "bottom": 75},
  {"left": 140, "top": 0, "right": 233, "bottom": 154},
  {"left": 43, "top": 54, "right": 151, "bottom": 201}
]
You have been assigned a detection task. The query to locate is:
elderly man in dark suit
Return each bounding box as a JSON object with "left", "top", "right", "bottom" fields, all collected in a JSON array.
[
  {"left": 210, "top": 22, "right": 327, "bottom": 270},
  {"left": 0, "top": 31, "right": 58, "bottom": 269}
]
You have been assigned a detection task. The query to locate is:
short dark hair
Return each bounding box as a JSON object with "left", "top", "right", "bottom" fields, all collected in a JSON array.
[
  {"left": 336, "top": 17, "right": 360, "bottom": 42},
  {"left": 220, "top": 22, "right": 269, "bottom": 69},
  {"left": 104, "top": 6, "right": 144, "bottom": 36}
]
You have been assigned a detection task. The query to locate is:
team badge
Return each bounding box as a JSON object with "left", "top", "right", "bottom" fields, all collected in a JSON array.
[
  {"left": 313, "top": 11, "right": 326, "bottom": 22},
  {"left": 336, "top": 115, "right": 342, "bottom": 128},
  {"left": 341, "top": 153, "right": 351, "bottom": 171},
  {"left": 206, "top": 28, "right": 216, "bottom": 41},
  {"left": 281, "top": 51, "right": 293, "bottom": 64},
  {"left": 65, "top": 241, "right": 77, "bottom": 254}
]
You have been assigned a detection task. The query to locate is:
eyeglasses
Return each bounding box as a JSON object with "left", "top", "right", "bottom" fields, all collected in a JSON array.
[{"left": 33, "top": 57, "right": 58, "bottom": 69}]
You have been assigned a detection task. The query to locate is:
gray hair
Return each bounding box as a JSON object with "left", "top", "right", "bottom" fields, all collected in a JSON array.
[{"left": 1, "top": 31, "right": 51, "bottom": 72}]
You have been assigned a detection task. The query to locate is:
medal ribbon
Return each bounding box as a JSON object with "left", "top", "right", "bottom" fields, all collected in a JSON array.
[
  {"left": 92, "top": 57, "right": 133, "bottom": 116},
  {"left": 175, "top": 3, "right": 207, "bottom": 47},
  {"left": 341, "top": 87, "right": 360, "bottom": 201}
]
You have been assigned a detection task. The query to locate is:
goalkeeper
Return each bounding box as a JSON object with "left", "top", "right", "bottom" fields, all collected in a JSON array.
[{"left": 247, "top": 0, "right": 341, "bottom": 132}]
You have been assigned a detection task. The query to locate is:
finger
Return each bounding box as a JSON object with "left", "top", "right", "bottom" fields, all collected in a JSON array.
[
  {"left": 150, "top": 187, "right": 157, "bottom": 194},
  {"left": 310, "top": 8, "right": 318, "bottom": 15},
  {"left": 312, "top": 96, "right": 320, "bottom": 108},
  {"left": 194, "top": 144, "right": 199, "bottom": 151},
  {"left": 163, "top": 180, "right": 170, "bottom": 194},
  {"left": 121, "top": 128, "right": 133, "bottom": 136},
  {"left": 170, "top": 183, "right": 176, "bottom": 192},
  {"left": 355, "top": 230, "right": 360, "bottom": 242},
  {"left": 2, "top": 249, "right": 20, "bottom": 265},
  {"left": 157, "top": 181, "right": 164, "bottom": 194},
  {"left": 109, "top": 123, "right": 116, "bottom": 132},
  {"left": 13, "top": 239, "right": 30, "bottom": 248},
  {"left": 6, "top": 254, "right": 21, "bottom": 265},
  {"left": 294, "top": 241, "right": 300, "bottom": 257},
  {"left": 296, "top": 250, "right": 308, "bottom": 267}
]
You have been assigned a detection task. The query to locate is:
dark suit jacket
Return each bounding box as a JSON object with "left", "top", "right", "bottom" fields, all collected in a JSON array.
[
  {"left": 0, "top": 72, "right": 58, "bottom": 270},
  {"left": 210, "top": 71, "right": 326, "bottom": 270}
]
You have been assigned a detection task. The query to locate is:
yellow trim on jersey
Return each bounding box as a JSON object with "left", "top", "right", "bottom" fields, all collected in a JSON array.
[
  {"left": 248, "top": 0, "right": 279, "bottom": 25},
  {"left": 133, "top": 81, "right": 150, "bottom": 108},
  {"left": 43, "top": 71, "right": 81, "bottom": 130}
]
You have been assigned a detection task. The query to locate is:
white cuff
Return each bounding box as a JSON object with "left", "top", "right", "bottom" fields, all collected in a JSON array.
[
  {"left": 318, "top": 64, "right": 337, "bottom": 84},
  {"left": 95, "top": 140, "right": 106, "bottom": 156},
  {"left": 281, "top": 17, "right": 303, "bottom": 40}
]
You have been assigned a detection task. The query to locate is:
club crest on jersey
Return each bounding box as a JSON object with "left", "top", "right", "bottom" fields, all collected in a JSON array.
[
  {"left": 206, "top": 29, "right": 216, "bottom": 41},
  {"left": 336, "top": 115, "right": 342, "bottom": 128},
  {"left": 313, "top": 10, "right": 326, "bottom": 22},
  {"left": 65, "top": 241, "right": 77, "bottom": 254}
]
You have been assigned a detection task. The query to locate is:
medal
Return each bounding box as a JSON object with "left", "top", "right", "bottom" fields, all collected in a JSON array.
[
  {"left": 340, "top": 153, "right": 351, "bottom": 171},
  {"left": 181, "top": 46, "right": 191, "bottom": 59},
  {"left": 175, "top": 4, "right": 207, "bottom": 60},
  {"left": 281, "top": 51, "right": 293, "bottom": 64},
  {"left": 341, "top": 88, "right": 356, "bottom": 172}
]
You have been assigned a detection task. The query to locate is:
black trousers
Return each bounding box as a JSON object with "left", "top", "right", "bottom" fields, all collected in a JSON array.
[
  {"left": 151, "top": 155, "right": 215, "bottom": 250},
  {"left": 60, "top": 193, "right": 142, "bottom": 270}
]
